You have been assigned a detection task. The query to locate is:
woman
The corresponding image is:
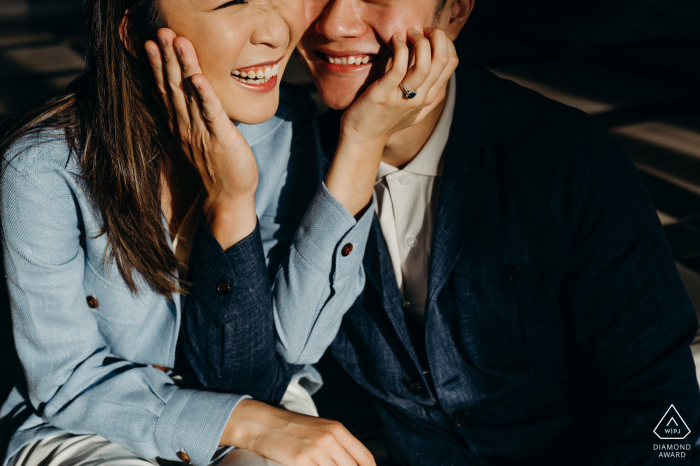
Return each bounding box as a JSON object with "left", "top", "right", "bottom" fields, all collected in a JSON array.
[{"left": 0, "top": 0, "right": 455, "bottom": 465}]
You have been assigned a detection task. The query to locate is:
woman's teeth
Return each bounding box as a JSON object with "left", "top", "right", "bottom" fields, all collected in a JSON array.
[
  {"left": 326, "top": 55, "right": 371, "bottom": 65},
  {"left": 232, "top": 62, "right": 280, "bottom": 84}
]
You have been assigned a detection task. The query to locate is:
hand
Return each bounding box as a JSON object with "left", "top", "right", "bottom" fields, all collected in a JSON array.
[
  {"left": 145, "top": 28, "right": 258, "bottom": 249},
  {"left": 223, "top": 399, "right": 376, "bottom": 466},
  {"left": 325, "top": 28, "right": 458, "bottom": 216},
  {"left": 341, "top": 28, "right": 458, "bottom": 146}
]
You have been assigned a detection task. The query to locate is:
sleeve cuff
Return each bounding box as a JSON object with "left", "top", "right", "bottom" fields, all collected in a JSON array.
[
  {"left": 189, "top": 217, "right": 270, "bottom": 326},
  {"left": 154, "top": 389, "right": 250, "bottom": 466},
  {"left": 293, "top": 182, "right": 375, "bottom": 280}
]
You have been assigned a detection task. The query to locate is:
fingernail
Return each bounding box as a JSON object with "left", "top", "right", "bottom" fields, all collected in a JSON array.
[
  {"left": 192, "top": 80, "right": 200, "bottom": 90},
  {"left": 409, "top": 28, "right": 421, "bottom": 35},
  {"left": 394, "top": 34, "right": 404, "bottom": 42},
  {"left": 158, "top": 35, "right": 166, "bottom": 48},
  {"left": 174, "top": 44, "right": 182, "bottom": 57},
  {"left": 146, "top": 46, "right": 155, "bottom": 57}
]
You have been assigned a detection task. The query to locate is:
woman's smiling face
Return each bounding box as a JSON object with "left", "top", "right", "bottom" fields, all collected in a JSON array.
[{"left": 158, "top": 0, "right": 305, "bottom": 124}]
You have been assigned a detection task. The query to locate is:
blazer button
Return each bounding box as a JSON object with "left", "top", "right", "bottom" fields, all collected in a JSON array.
[
  {"left": 341, "top": 243, "right": 353, "bottom": 256},
  {"left": 216, "top": 280, "right": 231, "bottom": 296},
  {"left": 453, "top": 410, "right": 469, "bottom": 427},
  {"left": 506, "top": 266, "right": 522, "bottom": 281},
  {"left": 86, "top": 296, "right": 98, "bottom": 309},
  {"left": 176, "top": 451, "right": 191, "bottom": 464},
  {"left": 408, "top": 381, "right": 423, "bottom": 396},
  {"left": 402, "top": 378, "right": 423, "bottom": 396}
]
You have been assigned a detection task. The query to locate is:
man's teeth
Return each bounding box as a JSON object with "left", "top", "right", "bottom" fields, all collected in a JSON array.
[
  {"left": 326, "top": 55, "right": 371, "bottom": 65},
  {"left": 231, "top": 62, "right": 280, "bottom": 84}
]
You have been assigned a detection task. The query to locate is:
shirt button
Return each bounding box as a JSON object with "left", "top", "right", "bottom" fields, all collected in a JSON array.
[
  {"left": 341, "top": 243, "right": 353, "bottom": 256},
  {"left": 399, "top": 176, "right": 411, "bottom": 185},
  {"left": 176, "top": 451, "right": 191, "bottom": 464},
  {"left": 86, "top": 296, "right": 98, "bottom": 309},
  {"left": 216, "top": 280, "right": 231, "bottom": 296},
  {"left": 406, "top": 236, "right": 417, "bottom": 248},
  {"left": 506, "top": 266, "right": 522, "bottom": 281},
  {"left": 453, "top": 410, "right": 469, "bottom": 427}
]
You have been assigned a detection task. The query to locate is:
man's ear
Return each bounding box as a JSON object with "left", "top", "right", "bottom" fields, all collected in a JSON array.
[
  {"left": 119, "top": 11, "right": 139, "bottom": 58},
  {"left": 444, "top": 0, "right": 474, "bottom": 41}
]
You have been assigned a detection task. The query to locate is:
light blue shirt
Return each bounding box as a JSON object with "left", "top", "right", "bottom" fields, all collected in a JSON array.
[{"left": 0, "top": 84, "right": 373, "bottom": 466}]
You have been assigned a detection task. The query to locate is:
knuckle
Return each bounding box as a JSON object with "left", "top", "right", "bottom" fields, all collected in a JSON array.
[
  {"left": 329, "top": 420, "right": 345, "bottom": 434},
  {"left": 167, "top": 80, "right": 180, "bottom": 93},
  {"left": 417, "top": 65, "right": 431, "bottom": 79},
  {"left": 157, "top": 85, "right": 168, "bottom": 96},
  {"left": 178, "top": 125, "right": 191, "bottom": 144},
  {"left": 201, "top": 108, "right": 217, "bottom": 122},
  {"left": 359, "top": 451, "right": 375, "bottom": 465},
  {"left": 435, "top": 54, "right": 450, "bottom": 69},
  {"left": 293, "top": 451, "right": 313, "bottom": 466}
]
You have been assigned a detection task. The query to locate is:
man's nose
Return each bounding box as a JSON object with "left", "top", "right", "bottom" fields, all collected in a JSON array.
[
  {"left": 250, "top": 8, "right": 289, "bottom": 49},
  {"left": 315, "top": 0, "right": 365, "bottom": 41}
]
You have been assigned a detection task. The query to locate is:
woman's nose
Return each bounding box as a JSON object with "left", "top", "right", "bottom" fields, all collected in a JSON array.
[
  {"left": 315, "top": 0, "right": 365, "bottom": 41},
  {"left": 249, "top": 8, "right": 290, "bottom": 49}
]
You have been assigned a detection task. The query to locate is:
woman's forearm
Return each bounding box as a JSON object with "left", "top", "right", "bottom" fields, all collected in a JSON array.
[
  {"left": 324, "top": 137, "right": 386, "bottom": 218},
  {"left": 203, "top": 195, "right": 257, "bottom": 250}
]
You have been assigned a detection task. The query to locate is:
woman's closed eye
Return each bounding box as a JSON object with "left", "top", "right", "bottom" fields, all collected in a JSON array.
[{"left": 215, "top": 0, "right": 247, "bottom": 9}]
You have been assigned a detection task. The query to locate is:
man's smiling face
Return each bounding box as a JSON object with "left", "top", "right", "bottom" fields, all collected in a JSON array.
[{"left": 296, "top": 0, "right": 471, "bottom": 110}]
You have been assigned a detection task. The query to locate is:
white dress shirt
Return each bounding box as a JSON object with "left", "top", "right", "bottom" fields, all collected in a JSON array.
[{"left": 374, "top": 74, "right": 456, "bottom": 328}]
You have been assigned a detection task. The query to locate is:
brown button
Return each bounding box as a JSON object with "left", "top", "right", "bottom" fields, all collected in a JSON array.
[
  {"left": 176, "top": 451, "right": 191, "bottom": 464},
  {"left": 153, "top": 365, "right": 170, "bottom": 373},
  {"left": 86, "top": 296, "right": 98, "bottom": 309},
  {"left": 341, "top": 243, "right": 353, "bottom": 257}
]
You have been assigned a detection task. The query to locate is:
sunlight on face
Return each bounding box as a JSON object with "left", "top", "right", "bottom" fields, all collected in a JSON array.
[
  {"left": 296, "top": 0, "right": 457, "bottom": 110},
  {"left": 159, "top": 0, "right": 305, "bottom": 124}
]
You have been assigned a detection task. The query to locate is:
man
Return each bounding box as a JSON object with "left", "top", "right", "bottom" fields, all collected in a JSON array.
[
  {"left": 282, "top": 0, "right": 700, "bottom": 463},
  {"left": 183, "top": 0, "right": 700, "bottom": 464}
]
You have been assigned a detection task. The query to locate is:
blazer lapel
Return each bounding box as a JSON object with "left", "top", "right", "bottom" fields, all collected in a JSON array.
[
  {"left": 427, "top": 107, "right": 492, "bottom": 305},
  {"left": 363, "top": 216, "right": 424, "bottom": 370}
]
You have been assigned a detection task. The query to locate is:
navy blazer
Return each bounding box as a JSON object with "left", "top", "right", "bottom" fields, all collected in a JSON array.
[{"left": 320, "top": 63, "right": 700, "bottom": 465}]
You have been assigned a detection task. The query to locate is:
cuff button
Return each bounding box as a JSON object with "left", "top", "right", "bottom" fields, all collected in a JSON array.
[
  {"left": 341, "top": 243, "right": 354, "bottom": 257},
  {"left": 216, "top": 280, "right": 231, "bottom": 296},
  {"left": 86, "top": 296, "right": 98, "bottom": 309},
  {"left": 176, "top": 451, "right": 191, "bottom": 464}
]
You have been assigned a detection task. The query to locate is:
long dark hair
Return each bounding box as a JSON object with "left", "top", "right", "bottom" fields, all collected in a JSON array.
[{"left": 1, "top": 0, "right": 184, "bottom": 296}]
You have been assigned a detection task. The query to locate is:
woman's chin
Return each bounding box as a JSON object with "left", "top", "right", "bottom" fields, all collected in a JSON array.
[{"left": 225, "top": 97, "right": 279, "bottom": 126}]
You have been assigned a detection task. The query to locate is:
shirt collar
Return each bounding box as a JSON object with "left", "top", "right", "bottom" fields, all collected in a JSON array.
[{"left": 376, "top": 72, "right": 457, "bottom": 183}]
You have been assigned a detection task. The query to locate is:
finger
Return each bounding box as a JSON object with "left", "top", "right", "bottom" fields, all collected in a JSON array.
[
  {"left": 417, "top": 27, "right": 450, "bottom": 93},
  {"left": 331, "top": 447, "right": 361, "bottom": 466},
  {"left": 157, "top": 28, "right": 192, "bottom": 152},
  {"left": 399, "top": 28, "right": 432, "bottom": 94},
  {"left": 190, "top": 73, "right": 249, "bottom": 185},
  {"left": 334, "top": 428, "right": 376, "bottom": 466},
  {"left": 145, "top": 40, "right": 174, "bottom": 130},
  {"left": 173, "top": 37, "right": 207, "bottom": 135},
  {"left": 423, "top": 37, "right": 458, "bottom": 104},
  {"left": 374, "top": 34, "right": 409, "bottom": 94}
]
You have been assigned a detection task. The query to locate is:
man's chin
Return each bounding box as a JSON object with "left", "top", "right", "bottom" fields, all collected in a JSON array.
[{"left": 317, "top": 85, "right": 364, "bottom": 111}]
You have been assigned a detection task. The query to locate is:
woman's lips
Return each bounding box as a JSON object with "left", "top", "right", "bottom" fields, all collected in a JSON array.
[
  {"left": 232, "top": 62, "right": 280, "bottom": 83},
  {"left": 232, "top": 74, "right": 278, "bottom": 93}
]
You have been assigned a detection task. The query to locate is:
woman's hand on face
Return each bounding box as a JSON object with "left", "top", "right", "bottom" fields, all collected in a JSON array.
[
  {"left": 324, "top": 28, "right": 457, "bottom": 217},
  {"left": 340, "top": 28, "right": 458, "bottom": 147},
  {"left": 145, "top": 29, "right": 258, "bottom": 249},
  {"left": 223, "top": 399, "right": 376, "bottom": 466}
]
